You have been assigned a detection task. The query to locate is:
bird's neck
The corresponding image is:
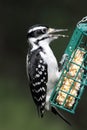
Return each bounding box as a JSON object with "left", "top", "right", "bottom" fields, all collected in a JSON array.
[{"left": 31, "top": 39, "right": 51, "bottom": 53}]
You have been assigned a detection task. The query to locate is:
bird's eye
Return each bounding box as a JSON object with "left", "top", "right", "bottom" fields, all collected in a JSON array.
[
  {"left": 34, "top": 29, "right": 46, "bottom": 37},
  {"left": 27, "top": 28, "right": 47, "bottom": 38},
  {"left": 42, "top": 28, "right": 47, "bottom": 34}
]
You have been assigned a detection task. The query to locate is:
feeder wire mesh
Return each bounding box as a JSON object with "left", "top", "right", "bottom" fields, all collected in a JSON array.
[{"left": 50, "top": 17, "right": 87, "bottom": 114}]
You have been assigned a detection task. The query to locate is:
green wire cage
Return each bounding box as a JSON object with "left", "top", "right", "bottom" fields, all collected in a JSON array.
[{"left": 50, "top": 17, "right": 87, "bottom": 114}]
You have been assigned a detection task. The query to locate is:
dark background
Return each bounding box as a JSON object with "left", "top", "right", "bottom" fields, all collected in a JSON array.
[{"left": 0, "top": 0, "right": 87, "bottom": 130}]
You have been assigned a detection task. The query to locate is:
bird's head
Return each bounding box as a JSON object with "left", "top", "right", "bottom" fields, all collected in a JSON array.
[{"left": 27, "top": 24, "right": 68, "bottom": 50}]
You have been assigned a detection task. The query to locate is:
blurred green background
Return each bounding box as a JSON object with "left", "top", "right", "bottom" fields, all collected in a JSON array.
[{"left": 0, "top": 0, "right": 87, "bottom": 130}]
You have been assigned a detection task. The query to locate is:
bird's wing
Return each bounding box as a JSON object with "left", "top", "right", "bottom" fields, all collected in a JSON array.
[{"left": 26, "top": 48, "right": 48, "bottom": 117}]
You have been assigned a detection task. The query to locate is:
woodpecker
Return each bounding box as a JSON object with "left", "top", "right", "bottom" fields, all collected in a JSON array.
[{"left": 26, "top": 24, "right": 70, "bottom": 125}]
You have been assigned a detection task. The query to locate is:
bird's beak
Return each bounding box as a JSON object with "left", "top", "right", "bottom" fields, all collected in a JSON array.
[{"left": 47, "top": 28, "right": 68, "bottom": 39}]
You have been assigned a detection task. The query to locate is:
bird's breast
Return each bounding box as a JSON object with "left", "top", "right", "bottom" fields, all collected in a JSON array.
[{"left": 40, "top": 46, "right": 60, "bottom": 87}]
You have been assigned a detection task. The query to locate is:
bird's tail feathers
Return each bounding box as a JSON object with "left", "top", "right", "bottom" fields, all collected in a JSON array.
[
  {"left": 37, "top": 106, "right": 45, "bottom": 118},
  {"left": 51, "top": 106, "right": 71, "bottom": 126}
]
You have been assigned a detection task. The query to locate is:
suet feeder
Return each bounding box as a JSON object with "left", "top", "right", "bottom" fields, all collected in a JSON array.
[{"left": 50, "top": 17, "right": 87, "bottom": 114}]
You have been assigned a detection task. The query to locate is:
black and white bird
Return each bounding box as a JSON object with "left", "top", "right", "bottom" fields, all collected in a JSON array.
[{"left": 26, "top": 24, "right": 70, "bottom": 125}]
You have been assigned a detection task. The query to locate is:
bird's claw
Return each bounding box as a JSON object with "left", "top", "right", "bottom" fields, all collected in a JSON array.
[{"left": 60, "top": 54, "right": 69, "bottom": 65}]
